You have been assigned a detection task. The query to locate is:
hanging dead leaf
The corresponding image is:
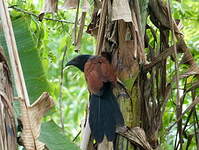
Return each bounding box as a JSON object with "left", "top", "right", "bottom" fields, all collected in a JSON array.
[
  {"left": 72, "top": 0, "right": 80, "bottom": 46},
  {"left": 96, "top": 0, "right": 109, "bottom": 54},
  {"left": 86, "top": 10, "right": 100, "bottom": 39},
  {"left": 82, "top": 0, "right": 90, "bottom": 12},
  {"left": 112, "top": 0, "right": 132, "bottom": 22},
  {"left": 20, "top": 92, "right": 54, "bottom": 150},
  {"left": 112, "top": 21, "right": 139, "bottom": 80},
  {"left": 38, "top": 0, "right": 58, "bottom": 21},
  {"left": 62, "top": 0, "right": 78, "bottom": 10},
  {"left": 75, "top": 12, "right": 87, "bottom": 52},
  {"left": 94, "top": 0, "right": 102, "bottom": 9},
  {"left": 41, "top": 0, "right": 58, "bottom": 13},
  {"left": 117, "top": 126, "right": 153, "bottom": 150},
  {"left": 0, "top": 47, "right": 16, "bottom": 150}
]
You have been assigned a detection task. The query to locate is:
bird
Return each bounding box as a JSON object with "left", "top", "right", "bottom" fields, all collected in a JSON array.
[{"left": 65, "top": 54, "right": 124, "bottom": 143}]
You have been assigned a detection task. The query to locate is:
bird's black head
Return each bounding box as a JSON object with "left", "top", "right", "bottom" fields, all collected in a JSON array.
[{"left": 65, "top": 55, "right": 91, "bottom": 72}]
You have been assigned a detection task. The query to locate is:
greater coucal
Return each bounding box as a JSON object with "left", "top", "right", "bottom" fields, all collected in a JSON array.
[{"left": 66, "top": 54, "right": 124, "bottom": 143}]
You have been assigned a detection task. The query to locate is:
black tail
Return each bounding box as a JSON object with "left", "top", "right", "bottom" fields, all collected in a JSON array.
[{"left": 89, "top": 83, "right": 124, "bottom": 143}]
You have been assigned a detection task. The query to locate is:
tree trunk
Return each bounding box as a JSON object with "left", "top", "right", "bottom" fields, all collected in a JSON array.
[
  {"left": 86, "top": 0, "right": 150, "bottom": 149},
  {"left": 0, "top": 47, "right": 17, "bottom": 150}
]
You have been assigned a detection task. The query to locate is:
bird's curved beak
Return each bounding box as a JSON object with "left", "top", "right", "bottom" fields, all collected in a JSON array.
[
  {"left": 64, "top": 55, "right": 91, "bottom": 72},
  {"left": 65, "top": 61, "right": 73, "bottom": 67},
  {"left": 64, "top": 60, "right": 74, "bottom": 71}
]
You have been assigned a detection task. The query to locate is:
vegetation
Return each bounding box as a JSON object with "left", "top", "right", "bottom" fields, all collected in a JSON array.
[{"left": 0, "top": 0, "right": 198, "bottom": 149}]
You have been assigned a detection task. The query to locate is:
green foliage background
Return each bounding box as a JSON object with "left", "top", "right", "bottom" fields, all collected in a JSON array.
[{"left": 0, "top": 0, "right": 198, "bottom": 149}]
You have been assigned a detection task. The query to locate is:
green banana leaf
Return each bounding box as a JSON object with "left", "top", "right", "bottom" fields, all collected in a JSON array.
[
  {"left": 39, "top": 120, "right": 80, "bottom": 150},
  {"left": 0, "top": 17, "right": 50, "bottom": 104}
]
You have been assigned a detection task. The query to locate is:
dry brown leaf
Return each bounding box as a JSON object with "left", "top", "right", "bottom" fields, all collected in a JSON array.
[
  {"left": 131, "top": 10, "right": 146, "bottom": 63},
  {"left": 75, "top": 12, "right": 87, "bottom": 52},
  {"left": 72, "top": 0, "right": 80, "bottom": 46},
  {"left": 20, "top": 92, "right": 55, "bottom": 150},
  {"left": 82, "top": 0, "right": 90, "bottom": 12},
  {"left": 86, "top": 8, "right": 100, "bottom": 39},
  {"left": 94, "top": 0, "right": 102, "bottom": 9},
  {"left": 62, "top": 0, "right": 78, "bottom": 10},
  {"left": 0, "top": 48, "right": 16, "bottom": 150},
  {"left": 112, "top": 21, "right": 139, "bottom": 80},
  {"left": 39, "top": 0, "right": 58, "bottom": 21},
  {"left": 96, "top": 0, "right": 108, "bottom": 54},
  {"left": 0, "top": 97, "right": 16, "bottom": 150},
  {"left": 41, "top": 0, "right": 58, "bottom": 13},
  {"left": 117, "top": 127, "right": 153, "bottom": 150},
  {"left": 112, "top": 0, "right": 132, "bottom": 22},
  {"left": 113, "top": 44, "right": 139, "bottom": 81}
]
